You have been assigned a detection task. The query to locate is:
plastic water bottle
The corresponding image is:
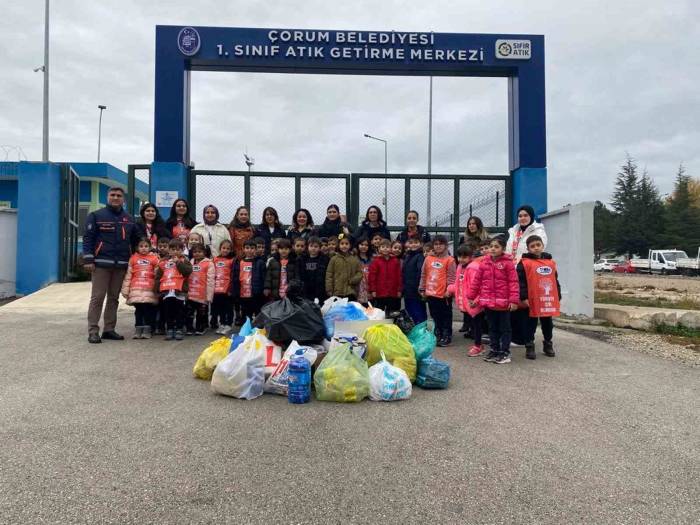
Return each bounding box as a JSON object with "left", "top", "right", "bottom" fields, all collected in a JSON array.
[{"left": 287, "top": 349, "right": 311, "bottom": 404}]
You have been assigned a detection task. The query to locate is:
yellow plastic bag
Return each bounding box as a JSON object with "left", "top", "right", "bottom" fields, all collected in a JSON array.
[
  {"left": 314, "top": 343, "right": 369, "bottom": 402},
  {"left": 192, "top": 337, "right": 231, "bottom": 380},
  {"left": 363, "top": 324, "right": 417, "bottom": 382}
]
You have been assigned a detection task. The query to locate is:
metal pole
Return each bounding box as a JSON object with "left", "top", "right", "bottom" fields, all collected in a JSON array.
[
  {"left": 427, "top": 76, "right": 433, "bottom": 225},
  {"left": 384, "top": 140, "right": 388, "bottom": 223},
  {"left": 42, "top": 0, "right": 49, "bottom": 161},
  {"left": 97, "top": 107, "right": 104, "bottom": 162}
]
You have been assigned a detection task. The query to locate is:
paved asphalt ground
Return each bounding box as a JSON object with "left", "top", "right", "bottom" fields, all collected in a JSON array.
[{"left": 0, "top": 284, "right": 698, "bottom": 524}]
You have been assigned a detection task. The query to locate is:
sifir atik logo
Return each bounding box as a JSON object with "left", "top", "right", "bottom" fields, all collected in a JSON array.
[{"left": 495, "top": 39, "right": 531, "bottom": 60}]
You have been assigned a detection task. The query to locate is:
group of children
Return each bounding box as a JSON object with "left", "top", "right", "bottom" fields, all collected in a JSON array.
[{"left": 120, "top": 227, "right": 560, "bottom": 364}]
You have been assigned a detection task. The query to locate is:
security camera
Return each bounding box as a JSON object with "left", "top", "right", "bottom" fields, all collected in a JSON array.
[{"left": 33, "top": 65, "right": 45, "bottom": 72}]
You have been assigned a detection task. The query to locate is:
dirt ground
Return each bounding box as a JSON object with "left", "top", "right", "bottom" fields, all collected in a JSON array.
[{"left": 595, "top": 273, "right": 700, "bottom": 304}]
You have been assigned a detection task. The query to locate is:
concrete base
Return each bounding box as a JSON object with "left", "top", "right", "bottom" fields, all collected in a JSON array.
[{"left": 594, "top": 303, "right": 700, "bottom": 330}]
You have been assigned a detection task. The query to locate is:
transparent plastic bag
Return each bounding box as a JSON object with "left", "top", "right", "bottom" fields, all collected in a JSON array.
[
  {"left": 265, "top": 341, "right": 318, "bottom": 396},
  {"left": 211, "top": 332, "right": 270, "bottom": 399},
  {"left": 407, "top": 321, "right": 437, "bottom": 361},
  {"left": 363, "top": 324, "right": 417, "bottom": 381},
  {"left": 192, "top": 337, "right": 232, "bottom": 380},
  {"left": 369, "top": 351, "right": 412, "bottom": 401},
  {"left": 416, "top": 357, "right": 451, "bottom": 389},
  {"left": 323, "top": 303, "right": 368, "bottom": 339},
  {"left": 364, "top": 302, "right": 387, "bottom": 321},
  {"left": 314, "top": 343, "right": 369, "bottom": 403},
  {"left": 321, "top": 296, "right": 348, "bottom": 316}
]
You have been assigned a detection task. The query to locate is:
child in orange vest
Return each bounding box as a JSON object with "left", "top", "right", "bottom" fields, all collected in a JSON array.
[
  {"left": 419, "top": 235, "right": 456, "bottom": 347},
  {"left": 121, "top": 237, "right": 160, "bottom": 339},
  {"left": 516, "top": 235, "right": 561, "bottom": 359},
  {"left": 155, "top": 238, "right": 193, "bottom": 340},
  {"left": 186, "top": 243, "right": 214, "bottom": 335},
  {"left": 233, "top": 239, "right": 267, "bottom": 321},
  {"left": 448, "top": 243, "right": 485, "bottom": 357},
  {"left": 211, "top": 239, "right": 235, "bottom": 335}
]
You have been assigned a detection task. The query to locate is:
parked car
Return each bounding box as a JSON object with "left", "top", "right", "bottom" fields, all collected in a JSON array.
[
  {"left": 594, "top": 258, "right": 619, "bottom": 272},
  {"left": 612, "top": 261, "right": 635, "bottom": 273},
  {"left": 629, "top": 249, "right": 688, "bottom": 274}
]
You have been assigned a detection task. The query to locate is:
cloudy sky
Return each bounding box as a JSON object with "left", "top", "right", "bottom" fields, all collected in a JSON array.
[{"left": 2, "top": 0, "right": 698, "bottom": 219}]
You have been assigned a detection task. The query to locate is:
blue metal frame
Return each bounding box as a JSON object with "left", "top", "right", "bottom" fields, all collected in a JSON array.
[{"left": 153, "top": 26, "right": 547, "bottom": 218}]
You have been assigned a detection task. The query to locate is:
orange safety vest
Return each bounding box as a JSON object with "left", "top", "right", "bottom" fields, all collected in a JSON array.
[
  {"left": 188, "top": 259, "right": 211, "bottom": 302},
  {"left": 159, "top": 259, "right": 186, "bottom": 292},
  {"left": 214, "top": 257, "right": 233, "bottom": 294},
  {"left": 129, "top": 254, "right": 159, "bottom": 291},
  {"left": 521, "top": 258, "right": 560, "bottom": 317},
  {"left": 172, "top": 221, "right": 191, "bottom": 243},
  {"left": 424, "top": 255, "right": 449, "bottom": 297},
  {"left": 239, "top": 260, "right": 253, "bottom": 298}
]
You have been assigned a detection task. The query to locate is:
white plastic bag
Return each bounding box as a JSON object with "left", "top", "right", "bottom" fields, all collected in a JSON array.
[
  {"left": 321, "top": 296, "right": 348, "bottom": 316},
  {"left": 211, "top": 332, "right": 268, "bottom": 400},
  {"left": 264, "top": 341, "right": 318, "bottom": 396},
  {"left": 368, "top": 351, "right": 412, "bottom": 402},
  {"left": 364, "top": 302, "right": 387, "bottom": 320}
]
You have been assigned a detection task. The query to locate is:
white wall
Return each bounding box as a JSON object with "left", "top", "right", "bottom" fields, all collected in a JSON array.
[
  {"left": 540, "top": 202, "right": 594, "bottom": 318},
  {"left": 0, "top": 209, "right": 17, "bottom": 298}
]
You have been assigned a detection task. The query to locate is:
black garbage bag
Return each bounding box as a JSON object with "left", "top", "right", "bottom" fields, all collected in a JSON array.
[
  {"left": 392, "top": 309, "right": 416, "bottom": 334},
  {"left": 254, "top": 296, "right": 325, "bottom": 344}
]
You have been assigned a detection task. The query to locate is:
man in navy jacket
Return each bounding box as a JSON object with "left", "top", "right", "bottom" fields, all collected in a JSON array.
[{"left": 83, "top": 187, "right": 140, "bottom": 343}]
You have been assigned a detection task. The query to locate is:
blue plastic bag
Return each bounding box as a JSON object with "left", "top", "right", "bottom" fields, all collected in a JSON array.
[
  {"left": 416, "top": 357, "right": 450, "bottom": 389},
  {"left": 239, "top": 317, "right": 253, "bottom": 337},
  {"left": 407, "top": 321, "right": 436, "bottom": 361},
  {"left": 229, "top": 334, "right": 245, "bottom": 353},
  {"left": 323, "top": 303, "right": 368, "bottom": 339}
]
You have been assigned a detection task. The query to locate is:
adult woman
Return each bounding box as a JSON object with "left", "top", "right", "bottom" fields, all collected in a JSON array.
[
  {"left": 287, "top": 208, "right": 315, "bottom": 242},
  {"left": 462, "top": 216, "right": 489, "bottom": 245},
  {"left": 506, "top": 205, "right": 547, "bottom": 263},
  {"left": 354, "top": 205, "right": 390, "bottom": 242},
  {"left": 135, "top": 203, "right": 169, "bottom": 248},
  {"left": 255, "top": 207, "right": 286, "bottom": 254},
  {"left": 190, "top": 205, "right": 231, "bottom": 258},
  {"left": 228, "top": 206, "right": 256, "bottom": 258},
  {"left": 316, "top": 204, "right": 353, "bottom": 238},
  {"left": 165, "top": 198, "right": 197, "bottom": 244},
  {"left": 396, "top": 210, "right": 431, "bottom": 244}
]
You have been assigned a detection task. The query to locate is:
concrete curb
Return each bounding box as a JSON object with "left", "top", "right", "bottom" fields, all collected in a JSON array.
[{"left": 594, "top": 303, "right": 700, "bottom": 330}]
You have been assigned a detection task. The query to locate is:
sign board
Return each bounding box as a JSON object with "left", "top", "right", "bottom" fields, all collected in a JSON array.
[{"left": 155, "top": 191, "right": 178, "bottom": 208}]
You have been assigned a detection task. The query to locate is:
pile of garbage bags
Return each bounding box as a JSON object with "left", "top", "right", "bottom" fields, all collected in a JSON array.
[{"left": 192, "top": 296, "right": 450, "bottom": 403}]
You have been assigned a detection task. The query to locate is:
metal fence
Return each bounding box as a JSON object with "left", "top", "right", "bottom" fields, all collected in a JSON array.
[
  {"left": 59, "top": 164, "right": 79, "bottom": 282},
  {"left": 185, "top": 169, "right": 510, "bottom": 243}
]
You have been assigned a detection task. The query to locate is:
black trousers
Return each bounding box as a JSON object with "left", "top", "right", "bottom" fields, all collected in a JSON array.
[
  {"left": 466, "top": 311, "right": 484, "bottom": 346},
  {"left": 485, "top": 309, "right": 512, "bottom": 355},
  {"left": 526, "top": 315, "right": 554, "bottom": 342},
  {"left": 427, "top": 296, "right": 453, "bottom": 338},
  {"left": 156, "top": 301, "right": 166, "bottom": 331},
  {"left": 211, "top": 294, "right": 234, "bottom": 326},
  {"left": 163, "top": 297, "right": 186, "bottom": 331},
  {"left": 134, "top": 303, "right": 156, "bottom": 327},
  {"left": 187, "top": 300, "right": 209, "bottom": 332},
  {"left": 240, "top": 295, "right": 263, "bottom": 321},
  {"left": 373, "top": 297, "right": 402, "bottom": 313}
]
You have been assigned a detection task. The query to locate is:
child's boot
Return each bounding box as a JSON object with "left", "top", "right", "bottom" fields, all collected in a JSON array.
[
  {"left": 142, "top": 326, "right": 152, "bottom": 339},
  {"left": 467, "top": 345, "right": 483, "bottom": 357},
  {"left": 132, "top": 327, "right": 143, "bottom": 339},
  {"left": 165, "top": 329, "right": 174, "bottom": 341},
  {"left": 175, "top": 330, "right": 184, "bottom": 341},
  {"left": 543, "top": 340, "right": 555, "bottom": 357},
  {"left": 525, "top": 342, "right": 536, "bottom": 360}
]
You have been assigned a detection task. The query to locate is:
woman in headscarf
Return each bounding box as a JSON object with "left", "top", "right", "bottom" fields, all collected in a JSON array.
[
  {"left": 190, "top": 205, "right": 231, "bottom": 258},
  {"left": 135, "top": 203, "right": 169, "bottom": 249},
  {"left": 255, "top": 206, "right": 286, "bottom": 255},
  {"left": 316, "top": 204, "right": 353, "bottom": 238},
  {"left": 354, "top": 205, "right": 390, "bottom": 242},
  {"left": 396, "top": 210, "right": 431, "bottom": 244},
  {"left": 165, "top": 198, "right": 197, "bottom": 244},
  {"left": 505, "top": 205, "right": 548, "bottom": 263},
  {"left": 287, "top": 208, "right": 315, "bottom": 242},
  {"left": 228, "top": 206, "right": 256, "bottom": 258}
]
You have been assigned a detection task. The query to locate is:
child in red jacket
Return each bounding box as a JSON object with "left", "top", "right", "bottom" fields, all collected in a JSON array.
[
  {"left": 448, "top": 243, "right": 485, "bottom": 357},
  {"left": 468, "top": 237, "right": 519, "bottom": 364},
  {"left": 368, "top": 239, "right": 402, "bottom": 313}
]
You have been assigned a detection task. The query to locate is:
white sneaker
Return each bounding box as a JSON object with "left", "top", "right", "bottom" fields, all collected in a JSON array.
[
  {"left": 215, "top": 326, "right": 224, "bottom": 335},
  {"left": 220, "top": 325, "right": 231, "bottom": 335}
]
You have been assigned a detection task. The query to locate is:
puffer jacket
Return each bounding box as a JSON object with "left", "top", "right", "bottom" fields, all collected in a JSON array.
[
  {"left": 325, "top": 252, "right": 363, "bottom": 297},
  {"left": 83, "top": 206, "right": 140, "bottom": 269},
  {"left": 396, "top": 225, "right": 431, "bottom": 244},
  {"left": 232, "top": 257, "right": 267, "bottom": 297},
  {"left": 506, "top": 221, "right": 548, "bottom": 262},
  {"left": 190, "top": 223, "right": 231, "bottom": 258},
  {"left": 402, "top": 250, "right": 424, "bottom": 299},
  {"left": 368, "top": 256, "right": 402, "bottom": 297},
  {"left": 467, "top": 254, "right": 519, "bottom": 311},
  {"left": 121, "top": 253, "right": 160, "bottom": 305},
  {"left": 448, "top": 258, "right": 484, "bottom": 317},
  {"left": 265, "top": 254, "right": 299, "bottom": 298}
]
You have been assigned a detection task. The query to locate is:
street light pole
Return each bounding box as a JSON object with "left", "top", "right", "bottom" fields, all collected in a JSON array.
[
  {"left": 427, "top": 76, "right": 433, "bottom": 225},
  {"left": 363, "top": 133, "right": 388, "bottom": 222},
  {"left": 97, "top": 105, "right": 107, "bottom": 162},
  {"left": 42, "top": 0, "right": 49, "bottom": 161}
]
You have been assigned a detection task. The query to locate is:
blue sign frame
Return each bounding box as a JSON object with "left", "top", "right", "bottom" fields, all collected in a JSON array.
[{"left": 153, "top": 26, "right": 547, "bottom": 217}]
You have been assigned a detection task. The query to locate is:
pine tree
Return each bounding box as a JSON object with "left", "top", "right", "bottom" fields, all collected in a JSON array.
[
  {"left": 612, "top": 156, "right": 643, "bottom": 256},
  {"left": 632, "top": 170, "right": 664, "bottom": 254},
  {"left": 611, "top": 155, "right": 638, "bottom": 214},
  {"left": 594, "top": 201, "right": 617, "bottom": 256},
  {"left": 662, "top": 165, "right": 700, "bottom": 254}
]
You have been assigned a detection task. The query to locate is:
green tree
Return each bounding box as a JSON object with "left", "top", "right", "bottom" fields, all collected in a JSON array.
[
  {"left": 661, "top": 165, "right": 700, "bottom": 254},
  {"left": 632, "top": 170, "right": 665, "bottom": 253},
  {"left": 594, "top": 200, "right": 617, "bottom": 256},
  {"left": 611, "top": 156, "right": 644, "bottom": 256}
]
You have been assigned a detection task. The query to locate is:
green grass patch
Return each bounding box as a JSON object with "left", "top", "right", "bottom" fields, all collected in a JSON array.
[
  {"left": 652, "top": 323, "right": 700, "bottom": 352},
  {"left": 595, "top": 291, "right": 700, "bottom": 310}
]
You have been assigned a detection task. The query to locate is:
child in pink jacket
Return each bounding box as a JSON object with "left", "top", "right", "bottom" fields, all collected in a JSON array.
[
  {"left": 467, "top": 237, "right": 519, "bottom": 364},
  {"left": 449, "top": 244, "right": 485, "bottom": 357}
]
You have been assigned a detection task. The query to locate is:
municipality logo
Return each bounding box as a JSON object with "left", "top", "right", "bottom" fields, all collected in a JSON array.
[
  {"left": 177, "top": 27, "right": 201, "bottom": 56},
  {"left": 495, "top": 39, "right": 531, "bottom": 60}
]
